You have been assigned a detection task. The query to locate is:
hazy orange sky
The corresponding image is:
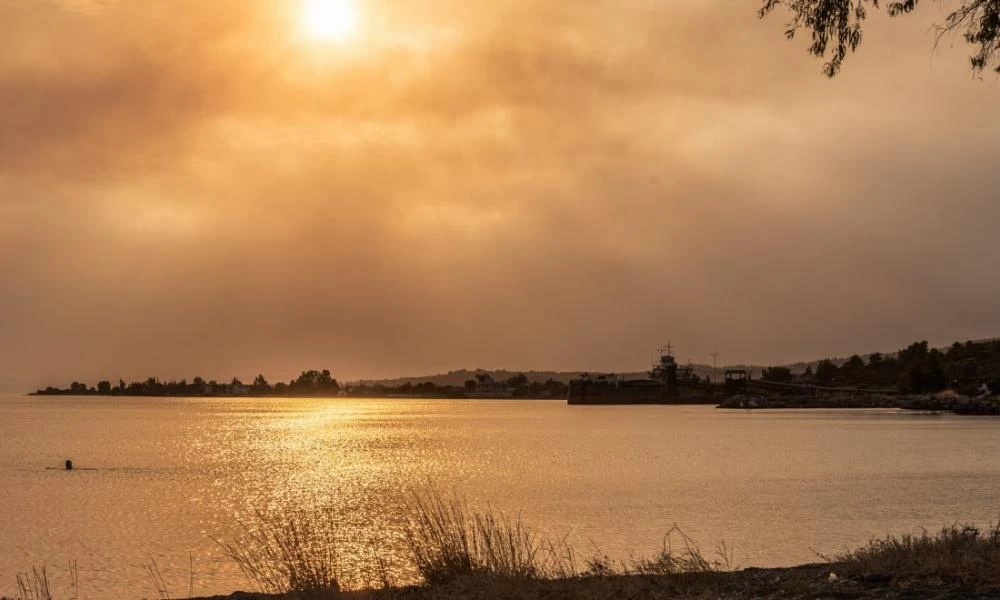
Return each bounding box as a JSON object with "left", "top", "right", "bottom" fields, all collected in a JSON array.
[{"left": 2, "top": 0, "right": 999, "bottom": 390}]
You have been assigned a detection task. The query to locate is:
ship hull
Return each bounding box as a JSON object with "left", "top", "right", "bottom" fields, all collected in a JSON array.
[{"left": 567, "top": 380, "right": 715, "bottom": 405}]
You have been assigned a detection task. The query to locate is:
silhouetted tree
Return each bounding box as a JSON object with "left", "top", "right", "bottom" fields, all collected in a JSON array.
[
  {"left": 505, "top": 373, "right": 529, "bottom": 388},
  {"left": 759, "top": 0, "right": 1000, "bottom": 76},
  {"left": 910, "top": 363, "right": 926, "bottom": 392},
  {"left": 816, "top": 359, "right": 837, "bottom": 386},
  {"left": 97, "top": 380, "right": 112, "bottom": 395},
  {"left": 926, "top": 351, "right": 948, "bottom": 391},
  {"left": 761, "top": 366, "right": 795, "bottom": 382}
]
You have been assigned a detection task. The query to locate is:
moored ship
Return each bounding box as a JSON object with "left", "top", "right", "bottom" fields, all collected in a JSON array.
[{"left": 567, "top": 346, "right": 716, "bottom": 405}]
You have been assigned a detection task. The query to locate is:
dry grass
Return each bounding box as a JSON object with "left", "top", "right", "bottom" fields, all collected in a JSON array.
[
  {"left": 5, "top": 563, "right": 77, "bottom": 600},
  {"left": 402, "top": 488, "right": 731, "bottom": 585},
  {"left": 629, "top": 526, "right": 733, "bottom": 576},
  {"left": 403, "top": 488, "right": 544, "bottom": 584},
  {"left": 835, "top": 522, "right": 1000, "bottom": 582},
  {"left": 28, "top": 499, "right": 1000, "bottom": 599},
  {"left": 14, "top": 568, "right": 51, "bottom": 600},
  {"left": 217, "top": 505, "right": 344, "bottom": 596}
]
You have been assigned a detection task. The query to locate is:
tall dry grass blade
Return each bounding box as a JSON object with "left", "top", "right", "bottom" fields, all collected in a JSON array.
[
  {"left": 15, "top": 567, "right": 52, "bottom": 600},
  {"left": 144, "top": 558, "right": 171, "bottom": 600}
]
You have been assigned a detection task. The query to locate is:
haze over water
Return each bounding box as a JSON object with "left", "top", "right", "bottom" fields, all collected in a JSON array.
[{"left": 3, "top": 394, "right": 1000, "bottom": 598}]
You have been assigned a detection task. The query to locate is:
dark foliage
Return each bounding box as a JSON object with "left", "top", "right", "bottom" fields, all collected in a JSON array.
[
  {"left": 759, "top": 0, "right": 1000, "bottom": 76},
  {"left": 763, "top": 338, "right": 1000, "bottom": 393},
  {"left": 760, "top": 366, "right": 794, "bottom": 382},
  {"left": 34, "top": 370, "right": 568, "bottom": 399}
]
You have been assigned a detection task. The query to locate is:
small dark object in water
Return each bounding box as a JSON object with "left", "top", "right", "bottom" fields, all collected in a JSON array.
[{"left": 65, "top": 460, "right": 73, "bottom": 470}]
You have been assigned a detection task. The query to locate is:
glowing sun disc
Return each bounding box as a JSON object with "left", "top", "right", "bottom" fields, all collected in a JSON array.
[{"left": 301, "top": 0, "right": 358, "bottom": 42}]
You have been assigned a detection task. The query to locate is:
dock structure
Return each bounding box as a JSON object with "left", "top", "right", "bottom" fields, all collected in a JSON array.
[{"left": 567, "top": 345, "right": 715, "bottom": 405}]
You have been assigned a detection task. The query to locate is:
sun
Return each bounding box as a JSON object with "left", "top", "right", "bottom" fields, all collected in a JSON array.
[{"left": 301, "top": 0, "right": 358, "bottom": 42}]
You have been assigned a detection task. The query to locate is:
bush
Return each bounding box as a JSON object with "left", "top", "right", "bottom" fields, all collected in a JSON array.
[{"left": 836, "top": 523, "right": 1000, "bottom": 583}]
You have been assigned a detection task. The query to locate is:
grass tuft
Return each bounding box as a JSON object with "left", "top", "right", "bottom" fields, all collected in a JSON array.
[
  {"left": 217, "top": 505, "right": 343, "bottom": 596},
  {"left": 403, "top": 487, "right": 547, "bottom": 584},
  {"left": 630, "top": 526, "right": 733, "bottom": 575},
  {"left": 14, "top": 568, "right": 51, "bottom": 600},
  {"left": 835, "top": 522, "right": 1000, "bottom": 583}
]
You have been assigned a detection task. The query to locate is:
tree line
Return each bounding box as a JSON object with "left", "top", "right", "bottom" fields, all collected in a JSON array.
[
  {"left": 760, "top": 339, "right": 1000, "bottom": 394},
  {"left": 35, "top": 369, "right": 341, "bottom": 397},
  {"left": 33, "top": 370, "right": 569, "bottom": 399}
]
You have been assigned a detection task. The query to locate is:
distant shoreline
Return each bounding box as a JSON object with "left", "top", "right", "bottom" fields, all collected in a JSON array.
[
  {"left": 29, "top": 369, "right": 570, "bottom": 400},
  {"left": 27, "top": 390, "right": 566, "bottom": 400}
]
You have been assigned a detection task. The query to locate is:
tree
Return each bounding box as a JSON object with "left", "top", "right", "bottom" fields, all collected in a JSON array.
[
  {"left": 926, "top": 351, "right": 948, "bottom": 391},
  {"left": 761, "top": 366, "right": 795, "bottom": 382},
  {"left": 505, "top": 373, "right": 529, "bottom": 388},
  {"left": 97, "top": 380, "right": 112, "bottom": 395},
  {"left": 910, "top": 362, "right": 926, "bottom": 392},
  {"left": 844, "top": 355, "right": 865, "bottom": 370},
  {"left": 759, "top": 0, "right": 1000, "bottom": 76},
  {"left": 816, "top": 359, "right": 837, "bottom": 386}
]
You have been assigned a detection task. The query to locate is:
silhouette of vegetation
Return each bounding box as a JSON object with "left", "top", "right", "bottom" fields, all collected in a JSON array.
[
  {"left": 10, "top": 505, "right": 1000, "bottom": 599},
  {"left": 759, "top": 0, "right": 1000, "bottom": 76},
  {"left": 760, "top": 338, "right": 1000, "bottom": 395},
  {"left": 836, "top": 523, "right": 1000, "bottom": 583},
  {"left": 760, "top": 366, "right": 794, "bottom": 383},
  {"left": 33, "top": 369, "right": 568, "bottom": 399},
  {"left": 404, "top": 488, "right": 544, "bottom": 584},
  {"left": 218, "top": 506, "right": 344, "bottom": 595},
  {"left": 34, "top": 370, "right": 340, "bottom": 398}
]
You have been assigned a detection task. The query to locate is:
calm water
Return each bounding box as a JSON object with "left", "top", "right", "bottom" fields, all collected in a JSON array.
[{"left": 3, "top": 394, "right": 1000, "bottom": 598}]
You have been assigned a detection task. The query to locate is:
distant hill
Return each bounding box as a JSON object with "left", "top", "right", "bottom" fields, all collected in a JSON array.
[
  {"left": 352, "top": 364, "right": 722, "bottom": 387},
  {"left": 354, "top": 369, "right": 587, "bottom": 387},
  {"left": 351, "top": 338, "right": 1000, "bottom": 388}
]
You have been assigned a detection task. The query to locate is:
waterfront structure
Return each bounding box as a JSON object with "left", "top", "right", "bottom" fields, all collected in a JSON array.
[{"left": 567, "top": 346, "right": 715, "bottom": 405}]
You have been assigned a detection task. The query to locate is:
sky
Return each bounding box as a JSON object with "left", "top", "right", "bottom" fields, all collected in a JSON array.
[{"left": 1, "top": 0, "right": 999, "bottom": 390}]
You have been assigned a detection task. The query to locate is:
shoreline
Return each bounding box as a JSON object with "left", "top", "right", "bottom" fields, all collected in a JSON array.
[
  {"left": 717, "top": 393, "right": 1000, "bottom": 415},
  {"left": 182, "top": 562, "right": 999, "bottom": 600}
]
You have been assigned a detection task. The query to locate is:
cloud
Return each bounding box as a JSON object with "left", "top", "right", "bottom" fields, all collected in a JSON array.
[{"left": 1, "top": 0, "right": 999, "bottom": 390}]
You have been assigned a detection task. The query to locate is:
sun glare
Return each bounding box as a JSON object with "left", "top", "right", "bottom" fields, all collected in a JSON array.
[{"left": 301, "top": 0, "right": 358, "bottom": 42}]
